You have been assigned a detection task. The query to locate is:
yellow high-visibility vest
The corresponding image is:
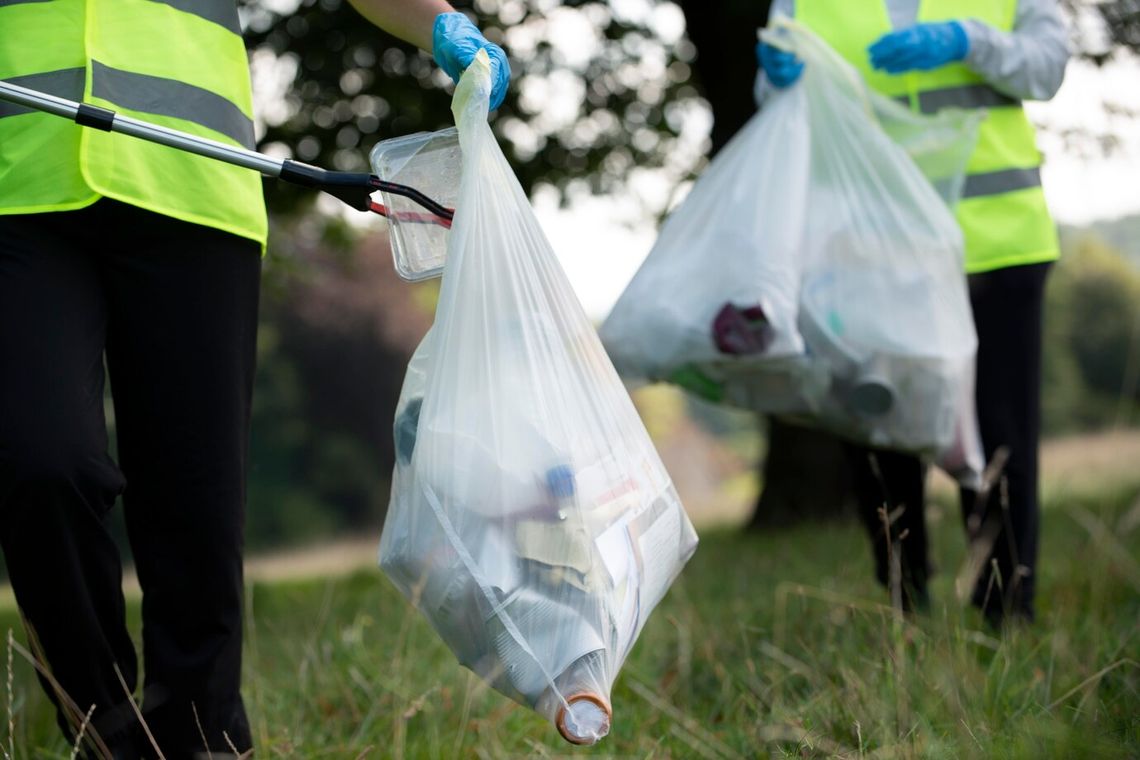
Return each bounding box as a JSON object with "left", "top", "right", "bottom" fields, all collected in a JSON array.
[
  {"left": 0, "top": 0, "right": 267, "bottom": 247},
  {"left": 798, "top": 0, "right": 1059, "bottom": 273}
]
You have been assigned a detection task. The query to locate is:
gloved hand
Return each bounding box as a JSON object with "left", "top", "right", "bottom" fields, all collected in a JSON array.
[
  {"left": 756, "top": 41, "right": 804, "bottom": 89},
  {"left": 433, "top": 12, "right": 511, "bottom": 110},
  {"left": 868, "top": 21, "right": 969, "bottom": 74}
]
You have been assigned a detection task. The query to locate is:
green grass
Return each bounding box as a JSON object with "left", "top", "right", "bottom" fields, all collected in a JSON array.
[{"left": 3, "top": 483, "right": 1138, "bottom": 759}]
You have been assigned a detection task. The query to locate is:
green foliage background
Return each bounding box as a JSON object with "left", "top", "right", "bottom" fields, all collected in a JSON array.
[{"left": 1044, "top": 227, "right": 1140, "bottom": 433}]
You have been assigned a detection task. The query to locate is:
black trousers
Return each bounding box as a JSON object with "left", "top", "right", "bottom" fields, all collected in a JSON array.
[
  {"left": 847, "top": 261, "right": 1051, "bottom": 623},
  {"left": 845, "top": 446, "right": 930, "bottom": 611},
  {"left": 0, "top": 200, "right": 260, "bottom": 758}
]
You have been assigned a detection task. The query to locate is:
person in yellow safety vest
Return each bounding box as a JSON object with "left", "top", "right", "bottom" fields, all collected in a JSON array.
[
  {"left": 757, "top": 0, "right": 1069, "bottom": 624},
  {"left": 0, "top": 2, "right": 508, "bottom": 758}
]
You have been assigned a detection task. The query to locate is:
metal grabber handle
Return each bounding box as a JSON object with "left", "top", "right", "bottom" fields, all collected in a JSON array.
[{"left": 0, "top": 78, "right": 454, "bottom": 224}]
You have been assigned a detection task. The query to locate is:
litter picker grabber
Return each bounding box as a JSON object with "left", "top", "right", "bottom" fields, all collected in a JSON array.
[{"left": 0, "top": 79, "right": 455, "bottom": 228}]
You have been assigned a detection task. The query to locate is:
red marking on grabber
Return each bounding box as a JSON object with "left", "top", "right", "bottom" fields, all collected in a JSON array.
[{"left": 369, "top": 201, "right": 454, "bottom": 229}]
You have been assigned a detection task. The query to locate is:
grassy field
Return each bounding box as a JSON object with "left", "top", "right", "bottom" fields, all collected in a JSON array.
[{"left": 2, "top": 482, "right": 1138, "bottom": 758}]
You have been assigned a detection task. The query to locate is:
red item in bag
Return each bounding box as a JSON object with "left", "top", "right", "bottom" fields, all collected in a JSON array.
[{"left": 712, "top": 303, "right": 775, "bottom": 355}]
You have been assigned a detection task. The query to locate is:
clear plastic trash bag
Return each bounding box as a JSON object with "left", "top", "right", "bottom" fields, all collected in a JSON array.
[
  {"left": 378, "top": 50, "right": 698, "bottom": 745},
  {"left": 600, "top": 19, "right": 984, "bottom": 484}
]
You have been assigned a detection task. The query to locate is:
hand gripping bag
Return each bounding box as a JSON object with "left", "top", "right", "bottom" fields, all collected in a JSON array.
[
  {"left": 600, "top": 20, "right": 983, "bottom": 483},
  {"left": 379, "top": 51, "right": 698, "bottom": 745}
]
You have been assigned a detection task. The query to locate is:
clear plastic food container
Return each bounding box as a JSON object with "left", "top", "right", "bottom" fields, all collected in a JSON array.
[{"left": 370, "top": 127, "right": 461, "bottom": 282}]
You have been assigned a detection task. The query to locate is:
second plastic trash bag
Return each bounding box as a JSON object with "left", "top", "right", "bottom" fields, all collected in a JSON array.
[
  {"left": 600, "top": 19, "right": 984, "bottom": 482},
  {"left": 379, "top": 51, "right": 698, "bottom": 745}
]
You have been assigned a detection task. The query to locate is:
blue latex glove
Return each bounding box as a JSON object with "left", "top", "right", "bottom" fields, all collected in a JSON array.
[
  {"left": 756, "top": 41, "right": 804, "bottom": 88},
  {"left": 868, "top": 21, "right": 969, "bottom": 74},
  {"left": 432, "top": 12, "right": 511, "bottom": 110}
]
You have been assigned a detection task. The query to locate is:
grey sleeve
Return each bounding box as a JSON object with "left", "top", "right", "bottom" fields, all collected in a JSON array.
[
  {"left": 959, "top": 0, "right": 1071, "bottom": 101},
  {"left": 755, "top": 0, "right": 797, "bottom": 106},
  {"left": 770, "top": 0, "right": 795, "bottom": 21}
]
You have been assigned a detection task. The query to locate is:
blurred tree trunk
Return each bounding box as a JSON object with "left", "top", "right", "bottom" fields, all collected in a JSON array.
[
  {"left": 748, "top": 419, "right": 856, "bottom": 528},
  {"left": 678, "top": 0, "right": 856, "bottom": 528},
  {"left": 676, "top": 0, "right": 768, "bottom": 153}
]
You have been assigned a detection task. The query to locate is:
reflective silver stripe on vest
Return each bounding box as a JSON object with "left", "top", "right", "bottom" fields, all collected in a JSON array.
[
  {"left": 0, "top": 68, "right": 85, "bottom": 119},
  {"left": 148, "top": 0, "right": 241, "bottom": 35},
  {"left": 916, "top": 84, "right": 1019, "bottom": 114},
  {"left": 91, "top": 60, "right": 255, "bottom": 148},
  {"left": 961, "top": 167, "right": 1042, "bottom": 199}
]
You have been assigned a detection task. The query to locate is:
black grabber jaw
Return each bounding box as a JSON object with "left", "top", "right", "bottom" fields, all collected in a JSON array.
[{"left": 278, "top": 161, "right": 375, "bottom": 211}]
